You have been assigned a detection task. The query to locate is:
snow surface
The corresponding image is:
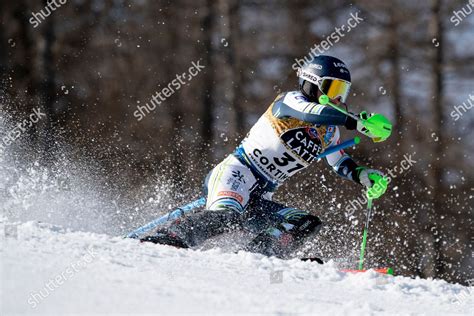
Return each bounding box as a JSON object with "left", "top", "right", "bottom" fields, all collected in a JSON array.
[{"left": 1, "top": 221, "right": 472, "bottom": 316}]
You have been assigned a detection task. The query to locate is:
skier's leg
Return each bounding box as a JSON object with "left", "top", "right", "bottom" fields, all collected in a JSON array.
[
  {"left": 245, "top": 199, "right": 322, "bottom": 258},
  {"left": 143, "top": 155, "right": 258, "bottom": 247},
  {"left": 141, "top": 208, "right": 242, "bottom": 247}
]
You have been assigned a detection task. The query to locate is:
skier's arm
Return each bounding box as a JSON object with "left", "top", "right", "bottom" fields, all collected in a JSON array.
[
  {"left": 324, "top": 126, "right": 361, "bottom": 183},
  {"left": 272, "top": 92, "right": 357, "bottom": 129},
  {"left": 324, "top": 127, "right": 389, "bottom": 198}
]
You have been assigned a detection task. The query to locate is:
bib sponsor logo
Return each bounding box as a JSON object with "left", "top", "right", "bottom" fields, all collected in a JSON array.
[
  {"left": 250, "top": 148, "right": 305, "bottom": 182},
  {"left": 226, "top": 176, "right": 242, "bottom": 191},
  {"left": 324, "top": 125, "right": 335, "bottom": 143},
  {"left": 217, "top": 191, "right": 244, "bottom": 203},
  {"left": 280, "top": 128, "right": 323, "bottom": 163},
  {"left": 306, "top": 127, "right": 319, "bottom": 139},
  {"left": 227, "top": 170, "right": 245, "bottom": 190},
  {"left": 231, "top": 170, "right": 246, "bottom": 183}
]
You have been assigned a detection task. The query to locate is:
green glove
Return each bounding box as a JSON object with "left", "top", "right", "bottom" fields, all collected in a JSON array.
[
  {"left": 356, "top": 112, "right": 392, "bottom": 143},
  {"left": 317, "top": 95, "right": 392, "bottom": 143},
  {"left": 357, "top": 167, "right": 388, "bottom": 199}
]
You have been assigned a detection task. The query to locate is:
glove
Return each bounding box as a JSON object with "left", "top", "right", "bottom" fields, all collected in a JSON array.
[
  {"left": 356, "top": 167, "right": 388, "bottom": 199},
  {"left": 356, "top": 112, "right": 392, "bottom": 142},
  {"left": 345, "top": 112, "right": 375, "bottom": 132},
  {"left": 344, "top": 114, "right": 358, "bottom": 130}
]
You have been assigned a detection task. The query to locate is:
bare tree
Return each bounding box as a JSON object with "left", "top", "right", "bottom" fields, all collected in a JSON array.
[
  {"left": 428, "top": 0, "right": 446, "bottom": 279},
  {"left": 40, "top": 0, "right": 58, "bottom": 162},
  {"left": 388, "top": 10, "right": 404, "bottom": 147},
  {"left": 199, "top": 0, "right": 216, "bottom": 164},
  {"left": 228, "top": 0, "right": 245, "bottom": 138}
]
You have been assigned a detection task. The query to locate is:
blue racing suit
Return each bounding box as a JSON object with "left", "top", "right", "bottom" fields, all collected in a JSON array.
[{"left": 145, "top": 91, "right": 362, "bottom": 258}]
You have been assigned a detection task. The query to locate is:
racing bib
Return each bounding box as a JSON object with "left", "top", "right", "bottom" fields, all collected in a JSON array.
[{"left": 241, "top": 117, "right": 324, "bottom": 183}]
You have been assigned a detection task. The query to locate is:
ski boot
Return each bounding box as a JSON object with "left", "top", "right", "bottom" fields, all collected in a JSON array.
[
  {"left": 245, "top": 214, "right": 322, "bottom": 258},
  {"left": 140, "top": 228, "right": 189, "bottom": 248}
]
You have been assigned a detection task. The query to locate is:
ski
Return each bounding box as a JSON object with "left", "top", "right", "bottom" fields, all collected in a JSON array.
[{"left": 341, "top": 268, "right": 394, "bottom": 275}]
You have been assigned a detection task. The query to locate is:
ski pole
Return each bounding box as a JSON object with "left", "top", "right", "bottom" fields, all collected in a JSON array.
[
  {"left": 318, "top": 94, "right": 359, "bottom": 121},
  {"left": 358, "top": 197, "right": 373, "bottom": 270},
  {"left": 125, "top": 197, "right": 206, "bottom": 239},
  {"left": 318, "top": 95, "right": 392, "bottom": 142},
  {"left": 314, "top": 136, "right": 360, "bottom": 161}
]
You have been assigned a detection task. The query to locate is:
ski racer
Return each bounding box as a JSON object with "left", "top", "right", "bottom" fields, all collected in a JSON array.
[{"left": 142, "top": 55, "right": 389, "bottom": 258}]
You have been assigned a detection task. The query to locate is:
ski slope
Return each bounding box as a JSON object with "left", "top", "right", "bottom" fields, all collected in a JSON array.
[{"left": 1, "top": 221, "right": 472, "bottom": 315}]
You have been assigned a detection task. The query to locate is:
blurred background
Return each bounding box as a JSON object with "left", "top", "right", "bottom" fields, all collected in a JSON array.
[{"left": 0, "top": 0, "right": 472, "bottom": 284}]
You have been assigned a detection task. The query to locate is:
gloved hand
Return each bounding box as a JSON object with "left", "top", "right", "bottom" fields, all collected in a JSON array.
[
  {"left": 356, "top": 167, "right": 388, "bottom": 199},
  {"left": 356, "top": 112, "right": 392, "bottom": 142},
  {"left": 345, "top": 112, "right": 385, "bottom": 135},
  {"left": 344, "top": 114, "right": 358, "bottom": 130}
]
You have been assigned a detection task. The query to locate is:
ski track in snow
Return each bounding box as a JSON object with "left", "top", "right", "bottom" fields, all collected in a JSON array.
[{"left": 1, "top": 221, "right": 472, "bottom": 316}]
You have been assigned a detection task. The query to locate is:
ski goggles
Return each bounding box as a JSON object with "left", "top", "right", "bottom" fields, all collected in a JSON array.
[
  {"left": 318, "top": 77, "right": 351, "bottom": 103},
  {"left": 298, "top": 70, "right": 351, "bottom": 102}
]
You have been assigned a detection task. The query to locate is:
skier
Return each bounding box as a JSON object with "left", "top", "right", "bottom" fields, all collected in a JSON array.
[{"left": 142, "top": 55, "right": 389, "bottom": 258}]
